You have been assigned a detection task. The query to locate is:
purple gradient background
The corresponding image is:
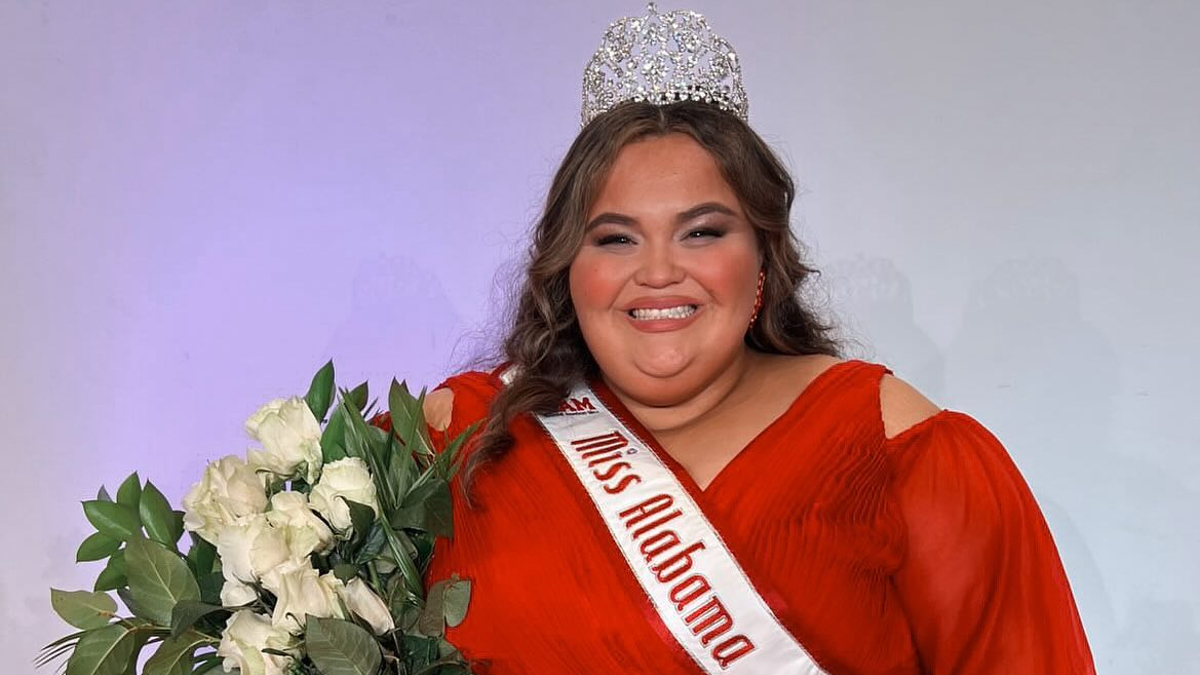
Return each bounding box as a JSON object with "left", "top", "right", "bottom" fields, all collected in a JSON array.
[{"left": 3, "top": 1, "right": 1198, "bottom": 672}]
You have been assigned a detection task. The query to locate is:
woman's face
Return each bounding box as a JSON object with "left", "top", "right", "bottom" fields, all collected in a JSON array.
[{"left": 569, "top": 133, "right": 761, "bottom": 406}]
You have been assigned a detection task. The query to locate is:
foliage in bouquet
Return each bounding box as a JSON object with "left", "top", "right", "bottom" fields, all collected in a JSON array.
[{"left": 42, "top": 362, "right": 477, "bottom": 675}]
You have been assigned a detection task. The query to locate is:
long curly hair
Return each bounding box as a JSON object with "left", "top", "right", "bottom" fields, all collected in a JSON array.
[{"left": 464, "top": 101, "right": 839, "bottom": 494}]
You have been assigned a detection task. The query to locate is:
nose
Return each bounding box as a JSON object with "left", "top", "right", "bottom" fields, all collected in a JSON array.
[{"left": 633, "top": 240, "right": 685, "bottom": 288}]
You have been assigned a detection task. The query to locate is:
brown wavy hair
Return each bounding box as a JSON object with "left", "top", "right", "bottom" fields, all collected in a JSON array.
[{"left": 464, "top": 101, "right": 838, "bottom": 494}]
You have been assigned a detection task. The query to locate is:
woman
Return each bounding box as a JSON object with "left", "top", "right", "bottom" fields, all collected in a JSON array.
[{"left": 419, "top": 6, "right": 1095, "bottom": 674}]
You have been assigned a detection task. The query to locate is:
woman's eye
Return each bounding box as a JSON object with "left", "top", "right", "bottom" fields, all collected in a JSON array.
[
  {"left": 596, "top": 234, "right": 634, "bottom": 246},
  {"left": 685, "top": 227, "right": 725, "bottom": 240}
]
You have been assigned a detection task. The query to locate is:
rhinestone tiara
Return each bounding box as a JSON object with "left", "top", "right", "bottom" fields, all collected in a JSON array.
[{"left": 581, "top": 2, "right": 748, "bottom": 127}]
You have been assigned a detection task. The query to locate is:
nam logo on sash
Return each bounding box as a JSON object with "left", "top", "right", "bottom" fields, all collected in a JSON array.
[{"left": 554, "top": 396, "right": 597, "bottom": 416}]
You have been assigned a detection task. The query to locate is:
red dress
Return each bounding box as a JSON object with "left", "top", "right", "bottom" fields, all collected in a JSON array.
[{"left": 426, "top": 360, "right": 1095, "bottom": 674}]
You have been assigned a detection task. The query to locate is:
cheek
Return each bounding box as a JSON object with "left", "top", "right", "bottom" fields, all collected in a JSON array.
[
  {"left": 568, "top": 255, "right": 624, "bottom": 314},
  {"left": 692, "top": 248, "right": 759, "bottom": 303}
]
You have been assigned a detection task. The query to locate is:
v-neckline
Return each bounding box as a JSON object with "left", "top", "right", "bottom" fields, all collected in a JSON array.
[{"left": 589, "top": 359, "right": 860, "bottom": 497}]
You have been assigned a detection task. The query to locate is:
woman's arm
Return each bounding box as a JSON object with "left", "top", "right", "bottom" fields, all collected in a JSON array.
[{"left": 881, "top": 382, "right": 1095, "bottom": 674}]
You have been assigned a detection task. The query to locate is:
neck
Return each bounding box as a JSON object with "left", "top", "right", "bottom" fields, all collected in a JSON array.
[{"left": 603, "top": 349, "right": 762, "bottom": 435}]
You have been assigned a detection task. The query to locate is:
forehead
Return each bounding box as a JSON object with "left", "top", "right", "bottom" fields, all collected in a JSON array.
[{"left": 589, "top": 133, "right": 740, "bottom": 219}]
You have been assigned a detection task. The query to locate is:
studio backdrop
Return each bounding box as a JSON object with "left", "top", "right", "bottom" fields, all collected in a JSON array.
[{"left": 2, "top": 1, "right": 1197, "bottom": 673}]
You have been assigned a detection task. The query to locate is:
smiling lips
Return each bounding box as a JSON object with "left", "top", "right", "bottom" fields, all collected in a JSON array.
[
  {"left": 624, "top": 298, "right": 702, "bottom": 332},
  {"left": 630, "top": 305, "right": 697, "bottom": 320}
]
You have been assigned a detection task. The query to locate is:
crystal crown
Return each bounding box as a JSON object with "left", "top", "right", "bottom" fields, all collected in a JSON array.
[{"left": 581, "top": 2, "right": 748, "bottom": 127}]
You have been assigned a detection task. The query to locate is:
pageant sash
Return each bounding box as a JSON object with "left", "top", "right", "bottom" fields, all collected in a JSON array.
[{"left": 530, "top": 380, "right": 829, "bottom": 675}]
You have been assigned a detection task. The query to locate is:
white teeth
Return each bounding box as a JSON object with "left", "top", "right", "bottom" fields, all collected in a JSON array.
[{"left": 629, "top": 305, "right": 698, "bottom": 321}]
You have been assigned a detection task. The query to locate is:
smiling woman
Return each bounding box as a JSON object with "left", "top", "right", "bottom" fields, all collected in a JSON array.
[{"left": 415, "top": 4, "right": 1095, "bottom": 675}]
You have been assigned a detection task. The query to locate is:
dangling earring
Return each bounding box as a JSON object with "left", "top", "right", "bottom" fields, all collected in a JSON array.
[{"left": 748, "top": 270, "right": 765, "bottom": 328}]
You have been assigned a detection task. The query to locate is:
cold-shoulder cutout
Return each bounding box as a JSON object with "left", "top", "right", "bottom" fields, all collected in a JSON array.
[
  {"left": 424, "top": 387, "right": 455, "bottom": 432},
  {"left": 878, "top": 374, "right": 942, "bottom": 440}
]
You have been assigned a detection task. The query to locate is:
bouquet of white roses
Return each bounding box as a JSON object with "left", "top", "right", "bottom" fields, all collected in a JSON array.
[{"left": 41, "top": 362, "right": 476, "bottom": 675}]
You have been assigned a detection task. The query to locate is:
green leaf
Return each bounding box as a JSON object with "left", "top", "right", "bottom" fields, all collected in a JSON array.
[
  {"left": 435, "top": 421, "right": 480, "bottom": 482},
  {"left": 97, "top": 485, "right": 113, "bottom": 502},
  {"left": 36, "top": 629, "right": 87, "bottom": 668},
  {"left": 305, "top": 616, "right": 382, "bottom": 675},
  {"left": 353, "top": 522, "right": 388, "bottom": 565},
  {"left": 417, "top": 578, "right": 446, "bottom": 634},
  {"left": 124, "top": 537, "right": 201, "bottom": 626},
  {"left": 115, "top": 473, "right": 142, "bottom": 509},
  {"left": 306, "top": 359, "right": 336, "bottom": 422},
  {"left": 94, "top": 551, "right": 127, "bottom": 592},
  {"left": 191, "top": 655, "right": 223, "bottom": 675},
  {"left": 337, "top": 393, "right": 374, "bottom": 463},
  {"left": 143, "top": 629, "right": 209, "bottom": 675},
  {"left": 393, "top": 477, "right": 453, "bottom": 537},
  {"left": 64, "top": 624, "right": 137, "bottom": 675},
  {"left": 186, "top": 536, "right": 217, "bottom": 577},
  {"left": 76, "top": 532, "right": 121, "bottom": 563},
  {"left": 332, "top": 563, "right": 359, "bottom": 583},
  {"left": 196, "top": 572, "right": 224, "bottom": 606},
  {"left": 388, "top": 380, "right": 435, "bottom": 458},
  {"left": 50, "top": 589, "right": 117, "bottom": 630},
  {"left": 171, "top": 510, "right": 186, "bottom": 544},
  {"left": 442, "top": 578, "right": 471, "bottom": 628},
  {"left": 117, "top": 587, "right": 154, "bottom": 622},
  {"left": 345, "top": 499, "right": 376, "bottom": 541},
  {"left": 321, "top": 410, "right": 348, "bottom": 463},
  {"left": 402, "top": 634, "right": 439, "bottom": 669},
  {"left": 170, "top": 601, "right": 227, "bottom": 638},
  {"left": 386, "top": 445, "right": 416, "bottom": 508},
  {"left": 82, "top": 500, "right": 142, "bottom": 541},
  {"left": 139, "top": 481, "right": 178, "bottom": 547},
  {"left": 347, "top": 381, "right": 369, "bottom": 412}
]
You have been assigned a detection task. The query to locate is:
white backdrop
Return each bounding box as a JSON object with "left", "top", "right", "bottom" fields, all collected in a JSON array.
[{"left": 2, "top": 1, "right": 1197, "bottom": 673}]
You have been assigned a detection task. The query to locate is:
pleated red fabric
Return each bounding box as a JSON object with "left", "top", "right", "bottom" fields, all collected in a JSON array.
[{"left": 425, "top": 360, "right": 1095, "bottom": 675}]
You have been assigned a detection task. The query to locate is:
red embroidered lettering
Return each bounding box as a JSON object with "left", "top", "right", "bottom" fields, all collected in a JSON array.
[
  {"left": 583, "top": 449, "right": 624, "bottom": 466},
  {"left": 580, "top": 447, "right": 622, "bottom": 463},
  {"left": 571, "top": 430, "right": 628, "bottom": 453},
  {"left": 669, "top": 574, "right": 712, "bottom": 611},
  {"left": 639, "top": 529, "right": 681, "bottom": 562},
  {"left": 712, "top": 635, "right": 756, "bottom": 668},
  {"left": 602, "top": 474, "right": 641, "bottom": 494},
  {"left": 684, "top": 596, "right": 734, "bottom": 646},
  {"left": 632, "top": 509, "right": 682, "bottom": 539},
  {"left": 619, "top": 493, "right": 673, "bottom": 528},
  {"left": 652, "top": 541, "right": 705, "bottom": 583},
  {"left": 592, "top": 461, "right": 632, "bottom": 481}
]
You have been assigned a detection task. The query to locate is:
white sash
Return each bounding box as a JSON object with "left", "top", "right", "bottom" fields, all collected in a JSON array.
[{"left": 530, "top": 380, "right": 829, "bottom": 675}]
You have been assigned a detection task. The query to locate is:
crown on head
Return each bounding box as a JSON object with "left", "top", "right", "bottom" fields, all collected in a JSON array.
[{"left": 581, "top": 2, "right": 748, "bottom": 127}]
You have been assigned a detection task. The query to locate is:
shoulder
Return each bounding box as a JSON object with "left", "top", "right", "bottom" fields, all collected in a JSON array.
[
  {"left": 879, "top": 374, "right": 943, "bottom": 440},
  {"left": 761, "top": 355, "right": 942, "bottom": 439},
  {"left": 425, "top": 369, "right": 504, "bottom": 432}
]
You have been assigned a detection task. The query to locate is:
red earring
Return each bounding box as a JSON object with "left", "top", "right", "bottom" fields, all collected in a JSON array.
[{"left": 749, "top": 270, "right": 765, "bottom": 328}]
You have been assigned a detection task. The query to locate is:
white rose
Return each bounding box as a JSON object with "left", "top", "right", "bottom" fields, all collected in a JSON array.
[
  {"left": 217, "top": 610, "right": 296, "bottom": 675},
  {"left": 261, "top": 560, "right": 345, "bottom": 635},
  {"left": 308, "top": 457, "right": 378, "bottom": 534},
  {"left": 215, "top": 515, "right": 289, "bottom": 585},
  {"left": 183, "top": 455, "right": 269, "bottom": 544},
  {"left": 341, "top": 578, "right": 395, "bottom": 635},
  {"left": 246, "top": 397, "right": 324, "bottom": 483},
  {"left": 266, "top": 492, "right": 334, "bottom": 557},
  {"left": 220, "top": 578, "right": 257, "bottom": 607}
]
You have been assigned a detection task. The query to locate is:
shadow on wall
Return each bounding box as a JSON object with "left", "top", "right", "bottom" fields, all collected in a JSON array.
[
  {"left": 824, "top": 255, "right": 945, "bottom": 399},
  {"left": 945, "top": 256, "right": 1198, "bottom": 675},
  {"left": 324, "top": 253, "right": 467, "bottom": 391},
  {"left": 827, "top": 254, "right": 1199, "bottom": 673}
]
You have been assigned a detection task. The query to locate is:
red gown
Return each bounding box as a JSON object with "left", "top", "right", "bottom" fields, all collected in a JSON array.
[{"left": 425, "top": 360, "right": 1095, "bottom": 674}]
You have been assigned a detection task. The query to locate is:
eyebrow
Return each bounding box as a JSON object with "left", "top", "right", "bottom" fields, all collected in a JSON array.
[{"left": 585, "top": 202, "right": 739, "bottom": 231}]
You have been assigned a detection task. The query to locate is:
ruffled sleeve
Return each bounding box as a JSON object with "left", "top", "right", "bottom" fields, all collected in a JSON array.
[{"left": 886, "top": 412, "right": 1095, "bottom": 674}]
